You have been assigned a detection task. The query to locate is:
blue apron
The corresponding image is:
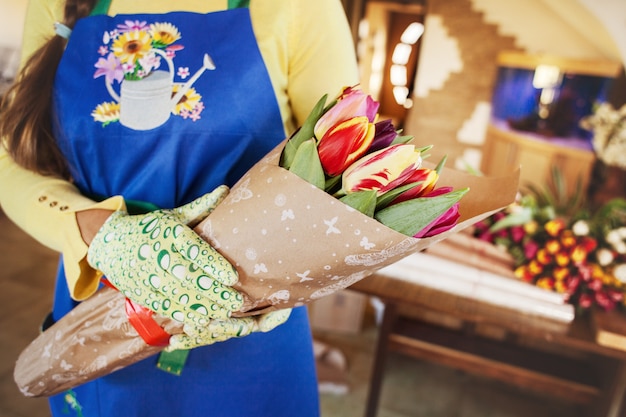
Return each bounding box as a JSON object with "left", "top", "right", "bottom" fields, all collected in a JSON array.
[{"left": 49, "top": 6, "right": 319, "bottom": 417}]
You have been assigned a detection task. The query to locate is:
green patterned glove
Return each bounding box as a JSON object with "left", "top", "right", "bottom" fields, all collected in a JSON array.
[
  {"left": 167, "top": 309, "right": 292, "bottom": 350},
  {"left": 87, "top": 186, "right": 243, "bottom": 326}
]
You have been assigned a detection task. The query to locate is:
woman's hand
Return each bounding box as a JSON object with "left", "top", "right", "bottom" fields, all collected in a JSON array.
[
  {"left": 168, "top": 309, "right": 292, "bottom": 350},
  {"left": 86, "top": 186, "right": 243, "bottom": 326}
]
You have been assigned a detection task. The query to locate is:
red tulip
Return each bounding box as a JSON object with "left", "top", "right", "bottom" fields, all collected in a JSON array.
[
  {"left": 388, "top": 168, "right": 438, "bottom": 205},
  {"left": 317, "top": 116, "right": 376, "bottom": 177}
]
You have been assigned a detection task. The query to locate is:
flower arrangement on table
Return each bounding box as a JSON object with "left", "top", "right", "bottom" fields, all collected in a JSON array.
[
  {"left": 474, "top": 167, "right": 626, "bottom": 314},
  {"left": 14, "top": 86, "right": 518, "bottom": 398}
]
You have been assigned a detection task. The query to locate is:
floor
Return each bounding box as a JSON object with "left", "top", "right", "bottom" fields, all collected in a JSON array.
[{"left": 0, "top": 210, "right": 580, "bottom": 417}]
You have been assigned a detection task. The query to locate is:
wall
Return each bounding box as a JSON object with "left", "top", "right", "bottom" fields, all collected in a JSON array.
[
  {"left": 398, "top": 0, "right": 625, "bottom": 171},
  {"left": 0, "top": 0, "right": 27, "bottom": 79}
]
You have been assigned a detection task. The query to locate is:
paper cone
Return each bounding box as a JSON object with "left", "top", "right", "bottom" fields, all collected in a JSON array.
[
  {"left": 14, "top": 286, "right": 182, "bottom": 397},
  {"left": 194, "top": 141, "right": 520, "bottom": 315},
  {"left": 14, "top": 140, "right": 519, "bottom": 397}
]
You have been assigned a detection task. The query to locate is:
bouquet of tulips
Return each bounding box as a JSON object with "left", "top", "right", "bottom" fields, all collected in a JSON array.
[
  {"left": 279, "top": 86, "right": 464, "bottom": 239},
  {"left": 14, "top": 86, "right": 519, "bottom": 397}
]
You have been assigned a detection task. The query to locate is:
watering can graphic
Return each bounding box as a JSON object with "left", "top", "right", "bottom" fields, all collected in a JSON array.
[{"left": 105, "top": 51, "right": 215, "bottom": 130}]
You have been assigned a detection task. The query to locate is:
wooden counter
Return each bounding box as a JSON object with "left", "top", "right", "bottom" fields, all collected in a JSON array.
[
  {"left": 481, "top": 123, "right": 595, "bottom": 196},
  {"left": 351, "top": 273, "right": 626, "bottom": 417}
]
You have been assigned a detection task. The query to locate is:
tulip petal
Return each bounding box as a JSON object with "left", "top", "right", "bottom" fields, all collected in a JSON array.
[
  {"left": 369, "top": 119, "right": 398, "bottom": 152},
  {"left": 314, "top": 88, "right": 380, "bottom": 139},
  {"left": 342, "top": 144, "right": 421, "bottom": 194},
  {"left": 318, "top": 116, "right": 375, "bottom": 177},
  {"left": 413, "top": 203, "right": 460, "bottom": 238}
]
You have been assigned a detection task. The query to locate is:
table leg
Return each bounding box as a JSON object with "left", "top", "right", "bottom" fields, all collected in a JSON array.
[{"left": 364, "top": 301, "right": 397, "bottom": 417}]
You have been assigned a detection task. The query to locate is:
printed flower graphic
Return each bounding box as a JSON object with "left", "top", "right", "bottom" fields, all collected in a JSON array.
[
  {"left": 91, "top": 102, "right": 121, "bottom": 126},
  {"left": 91, "top": 21, "right": 208, "bottom": 127}
]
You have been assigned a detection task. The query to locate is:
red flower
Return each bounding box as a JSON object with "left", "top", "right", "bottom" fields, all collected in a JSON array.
[{"left": 318, "top": 116, "right": 376, "bottom": 177}]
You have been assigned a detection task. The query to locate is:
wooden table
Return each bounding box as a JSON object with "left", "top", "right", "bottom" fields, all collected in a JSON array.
[{"left": 350, "top": 273, "right": 626, "bottom": 417}]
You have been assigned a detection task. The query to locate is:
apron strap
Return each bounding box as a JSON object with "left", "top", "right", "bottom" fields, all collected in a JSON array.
[
  {"left": 228, "top": 0, "right": 250, "bottom": 8},
  {"left": 90, "top": 0, "right": 249, "bottom": 15},
  {"left": 90, "top": 0, "right": 112, "bottom": 16}
]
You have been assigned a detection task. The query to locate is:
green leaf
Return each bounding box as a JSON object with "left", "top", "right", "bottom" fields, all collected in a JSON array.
[
  {"left": 375, "top": 181, "right": 424, "bottom": 210},
  {"left": 374, "top": 188, "right": 468, "bottom": 236},
  {"left": 280, "top": 94, "right": 328, "bottom": 169},
  {"left": 489, "top": 207, "right": 533, "bottom": 232},
  {"left": 324, "top": 175, "right": 342, "bottom": 194},
  {"left": 340, "top": 190, "right": 378, "bottom": 217},
  {"left": 434, "top": 155, "right": 448, "bottom": 174},
  {"left": 391, "top": 134, "right": 414, "bottom": 146},
  {"left": 288, "top": 139, "right": 325, "bottom": 190}
]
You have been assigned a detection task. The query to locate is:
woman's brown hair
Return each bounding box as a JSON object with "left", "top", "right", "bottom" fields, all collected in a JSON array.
[{"left": 0, "top": 0, "right": 97, "bottom": 179}]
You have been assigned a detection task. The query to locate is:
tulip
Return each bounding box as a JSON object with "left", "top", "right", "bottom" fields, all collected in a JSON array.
[
  {"left": 528, "top": 259, "right": 543, "bottom": 275},
  {"left": 523, "top": 240, "right": 539, "bottom": 259},
  {"left": 536, "top": 277, "right": 554, "bottom": 291},
  {"left": 342, "top": 144, "right": 421, "bottom": 195},
  {"left": 595, "top": 291, "right": 615, "bottom": 311},
  {"left": 388, "top": 168, "right": 438, "bottom": 205},
  {"left": 514, "top": 266, "right": 532, "bottom": 282},
  {"left": 553, "top": 266, "right": 570, "bottom": 281},
  {"left": 571, "top": 244, "right": 589, "bottom": 264},
  {"left": 578, "top": 293, "right": 593, "bottom": 309},
  {"left": 314, "top": 87, "right": 379, "bottom": 139},
  {"left": 374, "top": 186, "right": 467, "bottom": 238},
  {"left": 536, "top": 248, "right": 552, "bottom": 265},
  {"left": 317, "top": 116, "right": 376, "bottom": 177},
  {"left": 413, "top": 201, "right": 460, "bottom": 238},
  {"left": 545, "top": 239, "right": 561, "bottom": 255},
  {"left": 555, "top": 252, "right": 570, "bottom": 267},
  {"left": 510, "top": 225, "right": 525, "bottom": 243},
  {"left": 368, "top": 119, "right": 398, "bottom": 152},
  {"left": 560, "top": 230, "right": 576, "bottom": 248},
  {"left": 545, "top": 218, "right": 566, "bottom": 237}
]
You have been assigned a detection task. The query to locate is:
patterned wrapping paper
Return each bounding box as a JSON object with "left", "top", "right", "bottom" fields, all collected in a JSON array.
[
  {"left": 14, "top": 140, "right": 519, "bottom": 397},
  {"left": 195, "top": 141, "right": 519, "bottom": 316}
]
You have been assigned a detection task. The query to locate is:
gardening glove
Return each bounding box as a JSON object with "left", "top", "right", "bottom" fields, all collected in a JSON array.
[
  {"left": 168, "top": 308, "right": 292, "bottom": 350},
  {"left": 87, "top": 185, "right": 243, "bottom": 327}
]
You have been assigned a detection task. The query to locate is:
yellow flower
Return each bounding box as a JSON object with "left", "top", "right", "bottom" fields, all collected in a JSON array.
[
  {"left": 91, "top": 102, "right": 120, "bottom": 124},
  {"left": 112, "top": 30, "right": 152, "bottom": 64},
  {"left": 149, "top": 22, "right": 181, "bottom": 46},
  {"left": 172, "top": 85, "right": 201, "bottom": 115},
  {"left": 553, "top": 266, "right": 569, "bottom": 281},
  {"left": 536, "top": 277, "right": 554, "bottom": 290},
  {"left": 554, "top": 280, "right": 567, "bottom": 293}
]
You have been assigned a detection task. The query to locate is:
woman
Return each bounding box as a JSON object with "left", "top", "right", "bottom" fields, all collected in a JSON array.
[{"left": 0, "top": 0, "right": 359, "bottom": 415}]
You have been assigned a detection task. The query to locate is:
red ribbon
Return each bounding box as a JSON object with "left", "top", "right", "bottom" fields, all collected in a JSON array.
[{"left": 101, "top": 279, "right": 171, "bottom": 347}]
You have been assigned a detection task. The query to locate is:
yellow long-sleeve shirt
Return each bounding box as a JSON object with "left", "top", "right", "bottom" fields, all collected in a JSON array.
[{"left": 0, "top": 0, "right": 359, "bottom": 300}]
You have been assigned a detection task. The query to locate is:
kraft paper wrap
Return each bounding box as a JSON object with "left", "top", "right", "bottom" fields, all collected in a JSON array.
[{"left": 14, "top": 141, "right": 519, "bottom": 397}]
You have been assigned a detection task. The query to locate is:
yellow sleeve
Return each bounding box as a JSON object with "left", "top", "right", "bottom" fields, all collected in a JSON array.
[
  {"left": 287, "top": 0, "right": 360, "bottom": 126},
  {"left": 0, "top": 149, "right": 126, "bottom": 299},
  {"left": 2, "top": 0, "right": 126, "bottom": 300},
  {"left": 251, "top": 0, "right": 359, "bottom": 133}
]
